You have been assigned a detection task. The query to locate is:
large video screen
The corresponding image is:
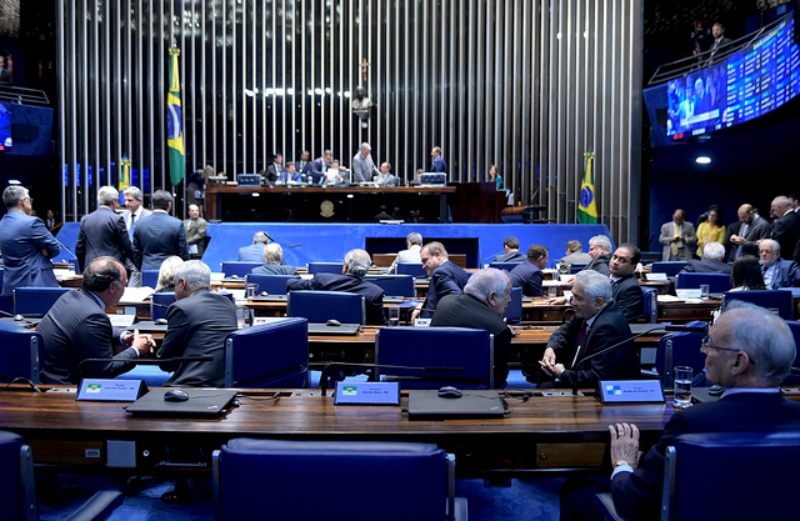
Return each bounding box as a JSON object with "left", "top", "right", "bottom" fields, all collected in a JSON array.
[
  {"left": 0, "top": 101, "right": 11, "bottom": 151},
  {"left": 665, "top": 17, "right": 800, "bottom": 140}
]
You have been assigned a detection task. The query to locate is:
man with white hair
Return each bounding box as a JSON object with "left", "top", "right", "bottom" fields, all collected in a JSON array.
[
  {"left": 351, "top": 142, "right": 376, "bottom": 183},
  {"left": 286, "top": 249, "right": 386, "bottom": 325},
  {"left": 431, "top": 268, "right": 514, "bottom": 387},
  {"left": 757, "top": 239, "right": 800, "bottom": 290},
  {"left": 251, "top": 243, "right": 298, "bottom": 275},
  {"left": 582, "top": 235, "right": 613, "bottom": 276},
  {"left": 681, "top": 241, "right": 731, "bottom": 274},
  {"left": 157, "top": 260, "right": 237, "bottom": 387},
  {"left": 769, "top": 195, "right": 800, "bottom": 261},
  {"left": 75, "top": 186, "right": 135, "bottom": 272},
  {"left": 388, "top": 232, "right": 423, "bottom": 274}
]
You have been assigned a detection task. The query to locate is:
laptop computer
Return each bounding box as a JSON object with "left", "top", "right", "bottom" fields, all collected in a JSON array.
[
  {"left": 124, "top": 389, "right": 239, "bottom": 417},
  {"left": 407, "top": 390, "right": 507, "bottom": 420},
  {"left": 307, "top": 323, "right": 361, "bottom": 336}
]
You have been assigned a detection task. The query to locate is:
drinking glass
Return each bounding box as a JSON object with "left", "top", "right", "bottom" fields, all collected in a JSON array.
[{"left": 673, "top": 366, "right": 693, "bottom": 409}]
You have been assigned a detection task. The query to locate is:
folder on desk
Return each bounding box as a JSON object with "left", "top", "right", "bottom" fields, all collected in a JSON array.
[
  {"left": 124, "top": 389, "right": 238, "bottom": 417},
  {"left": 407, "top": 390, "right": 506, "bottom": 420}
]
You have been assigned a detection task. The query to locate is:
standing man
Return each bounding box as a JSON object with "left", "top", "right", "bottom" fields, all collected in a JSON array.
[
  {"left": 75, "top": 186, "right": 135, "bottom": 274},
  {"left": 0, "top": 55, "right": 11, "bottom": 86},
  {"left": 493, "top": 236, "right": 527, "bottom": 263},
  {"left": 133, "top": 190, "right": 189, "bottom": 271},
  {"left": 183, "top": 204, "right": 207, "bottom": 258},
  {"left": 122, "top": 186, "right": 152, "bottom": 286},
  {"left": 351, "top": 142, "right": 376, "bottom": 183},
  {"left": 296, "top": 150, "right": 312, "bottom": 176},
  {"left": 430, "top": 146, "right": 447, "bottom": 173},
  {"left": 265, "top": 153, "right": 285, "bottom": 184},
  {"left": 659, "top": 208, "right": 696, "bottom": 261},
  {"left": 608, "top": 244, "right": 644, "bottom": 322},
  {"left": 309, "top": 149, "right": 333, "bottom": 185},
  {"left": 725, "top": 203, "right": 770, "bottom": 261},
  {"left": 509, "top": 245, "right": 548, "bottom": 297},
  {"left": 388, "top": 232, "right": 423, "bottom": 274},
  {"left": 769, "top": 195, "right": 800, "bottom": 261},
  {"left": 412, "top": 242, "right": 471, "bottom": 320},
  {"left": 0, "top": 186, "right": 61, "bottom": 297}
]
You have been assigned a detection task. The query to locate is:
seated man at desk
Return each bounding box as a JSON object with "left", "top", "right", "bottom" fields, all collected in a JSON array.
[
  {"left": 608, "top": 243, "right": 644, "bottom": 322},
  {"left": 509, "top": 244, "right": 548, "bottom": 297},
  {"left": 276, "top": 162, "right": 303, "bottom": 184},
  {"left": 286, "top": 249, "right": 387, "bottom": 325},
  {"left": 493, "top": 236, "right": 528, "bottom": 263},
  {"left": 388, "top": 232, "right": 423, "bottom": 274},
  {"left": 38, "top": 257, "right": 154, "bottom": 384},
  {"left": 537, "top": 270, "right": 638, "bottom": 388},
  {"left": 157, "top": 261, "right": 238, "bottom": 387},
  {"left": 412, "top": 242, "right": 472, "bottom": 320},
  {"left": 238, "top": 231, "right": 270, "bottom": 262},
  {"left": 250, "top": 243, "right": 298, "bottom": 275},
  {"left": 560, "top": 303, "right": 800, "bottom": 520},
  {"left": 431, "top": 268, "right": 514, "bottom": 387}
]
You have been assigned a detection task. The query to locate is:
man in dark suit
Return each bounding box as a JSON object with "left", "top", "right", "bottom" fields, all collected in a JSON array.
[
  {"left": 121, "top": 186, "right": 152, "bottom": 286},
  {"left": 265, "top": 153, "right": 285, "bottom": 184},
  {"left": 537, "top": 270, "right": 638, "bottom": 388},
  {"left": 0, "top": 55, "right": 11, "bottom": 86},
  {"left": 412, "top": 242, "right": 472, "bottom": 320},
  {"left": 75, "top": 186, "right": 135, "bottom": 273},
  {"left": 430, "top": 146, "right": 447, "bottom": 173},
  {"left": 582, "top": 235, "right": 613, "bottom": 277},
  {"left": 726, "top": 203, "right": 770, "bottom": 261},
  {"left": 251, "top": 243, "right": 299, "bottom": 275},
  {"left": 758, "top": 239, "right": 800, "bottom": 290},
  {"left": 508, "top": 244, "right": 548, "bottom": 297},
  {"left": 682, "top": 241, "right": 731, "bottom": 274},
  {"left": 770, "top": 195, "right": 800, "bottom": 261},
  {"left": 431, "top": 268, "right": 514, "bottom": 387},
  {"left": 156, "top": 261, "right": 237, "bottom": 387},
  {"left": 133, "top": 190, "right": 189, "bottom": 271},
  {"left": 38, "top": 257, "right": 153, "bottom": 384},
  {"left": 493, "top": 236, "right": 528, "bottom": 263},
  {"left": 0, "top": 186, "right": 61, "bottom": 297},
  {"left": 560, "top": 303, "right": 800, "bottom": 521},
  {"left": 309, "top": 149, "right": 333, "bottom": 185},
  {"left": 609, "top": 244, "right": 644, "bottom": 322},
  {"left": 286, "top": 249, "right": 386, "bottom": 325}
]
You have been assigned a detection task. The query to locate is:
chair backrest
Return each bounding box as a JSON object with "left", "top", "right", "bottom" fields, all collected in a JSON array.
[
  {"left": 364, "top": 275, "right": 416, "bottom": 297},
  {"left": 488, "top": 262, "right": 522, "bottom": 272},
  {"left": 396, "top": 262, "right": 427, "bottom": 278},
  {"left": 213, "top": 439, "right": 453, "bottom": 521},
  {"left": 220, "top": 261, "right": 262, "bottom": 278},
  {"left": 503, "top": 286, "right": 523, "bottom": 325},
  {"left": 0, "top": 269, "right": 4, "bottom": 295},
  {"left": 0, "top": 322, "right": 44, "bottom": 384},
  {"left": 288, "top": 290, "right": 365, "bottom": 324},
  {"left": 245, "top": 274, "right": 299, "bottom": 295},
  {"left": 654, "top": 320, "right": 707, "bottom": 389},
  {"left": 224, "top": 317, "right": 309, "bottom": 388},
  {"left": 141, "top": 270, "right": 159, "bottom": 289},
  {"left": 13, "top": 287, "right": 72, "bottom": 317},
  {"left": 307, "top": 262, "right": 343, "bottom": 275},
  {"left": 375, "top": 327, "right": 494, "bottom": 389},
  {"left": 641, "top": 286, "right": 659, "bottom": 324},
  {"left": 650, "top": 261, "right": 688, "bottom": 277},
  {"left": 569, "top": 262, "right": 588, "bottom": 274},
  {"left": 150, "top": 292, "right": 177, "bottom": 321},
  {"left": 722, "top": 290, "right": 794, "bottom": 320},
  {"left": 675, "top": 272, "right": 731, "bottom": 292},
  {"left": 0, "top": 431, "right": 37, "bottom": 521},
  {"left": 782, "top": 321, "right": 800, "bottom": 386},
  {"left": 662, "top": 432, "right": 800, "bottom": 521}
]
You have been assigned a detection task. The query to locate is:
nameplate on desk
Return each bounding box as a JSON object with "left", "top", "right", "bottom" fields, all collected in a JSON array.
[
  {"left": 334, "top": 382, "right": 400, "bottom": 405},
  {"left": 675, "top": 289, "right": 702, "bottom": 299},
  {"left": 107, "top": 314, "right": 136, "bottom": 328},
  {"left": 645, "top": 273, "right": 668, "bottom": 281},
  {"left": 76, "top": 379, "right": 149, "bottom": 402},
  {"left": 597, "top": 380, "right": 665, "bottom": 404},
  {"left": 414, "top": 319, "right": 431, "bottom": 327}
]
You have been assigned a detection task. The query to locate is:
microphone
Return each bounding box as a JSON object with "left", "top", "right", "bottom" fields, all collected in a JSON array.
[
  {"left": 150, "top": 302, "right": 170, "bottom": 310},
  {"left": 264, "top": 232, "right": 275, "bottom": 242},
  {"left": 316, "top": 361, "right": 465, "bottom": 397}
]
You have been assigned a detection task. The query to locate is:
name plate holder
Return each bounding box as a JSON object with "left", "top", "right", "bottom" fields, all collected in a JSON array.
[
  {"left": 76, "top": 379, "right": 149, "bottom": 402},
  {"left": 333, "top": 382, "right": 400, "bottom": 406},
  {"left": 596, "top": 380, "right": 665, "bottom": 404}
]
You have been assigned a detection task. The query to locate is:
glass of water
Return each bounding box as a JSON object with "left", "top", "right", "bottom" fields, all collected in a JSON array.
[
  {"left": 673, "top": 366, "right": 693, "bottom": 409},
  {"left": 388, "top": 306, "right": 400, "bottom": 326}
]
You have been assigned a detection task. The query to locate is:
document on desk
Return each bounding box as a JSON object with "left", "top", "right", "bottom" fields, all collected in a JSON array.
[{"left": 119, "top": 287, "right": 155, "bottom": 304}]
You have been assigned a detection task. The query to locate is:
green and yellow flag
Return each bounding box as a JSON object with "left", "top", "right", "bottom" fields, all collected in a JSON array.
[
  {"left": 118, "top": 157, "right": 131, "bottom": 190},
  {"left": 577, "top": 151, "right": 598, "bottom": 224},
  {"left": 167, "top": 47, "right": 185, "bottom": 187}
]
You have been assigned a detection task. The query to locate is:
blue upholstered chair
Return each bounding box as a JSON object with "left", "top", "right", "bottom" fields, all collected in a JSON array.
[
  {"left": 783, "top": 321, "right": 800, "bottom": 386},
  {"left": 150, "top": 292, "right": 177, "bottom": 321},
  {"left": 0, "top": 430, "right": 123, "bottom": 521},
  {"left": 213, "top": 439, "right": 466, "bottom": 521},
  {"left": 675, "top": 272, "right": 731, "bottom": 293},
  {"left": 641, "top": 286, "right": 659, "bottom": 323},
  {"left": 653, "top": 320, "right": 708, "bottom": 389},
  {"left": 375, "top": 327, "right": 494, "bottom": 389},
  {"left": 13, "top": 287, "right": 72, "bottom": 317},
  {"left": 307, "top": 261, "right": 343, "bottom": 275},
  {"left": 569, "top": 262, "right": 588, "bottom": 274},
  {"left": 365, "top": 275, "right": 416, "bottom": 297},
  {"left": 503, "top": 286, "right": 523, "bottom": 325},
  {"left": 245, "top": 274, "right": 299, "bottom": 295},
  {"left": 220, "top": 261, "right": 262, "bottom": 278},
  {"left": 722, "top": 290, "right": 794, "bottom": 320},
  {"left": 224, "top": 317, "right": 309, "bottom": 388},
  {"left": 650, "top": 261, "right": 688, "bottom": 277},
  {"left": 288, "top": 290, "right": 365, "bottom": 324},
  {"left": 488, "top": 262, "right": 522, "bottom": 272},
  {"left": 141, "top": 269, "right": 159, "bottom": 289},
  {"left": 396, "top": 262, "right": 427, "bottom": 278},
  {"left": 0, "top": 322, "right": 44, "bottom": 384}
]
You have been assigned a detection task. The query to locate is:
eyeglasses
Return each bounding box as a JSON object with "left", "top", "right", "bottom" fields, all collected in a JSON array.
[
  {"left": 758, "top": 250, "right": 776, "bottom": 256},
  {"left": 700, "top": 337, "right": 754, "bottom": 364}
]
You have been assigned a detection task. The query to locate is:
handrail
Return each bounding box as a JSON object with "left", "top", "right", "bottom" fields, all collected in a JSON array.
[{"left": 0, "top": 86, "right": 50, "bottom": 106}]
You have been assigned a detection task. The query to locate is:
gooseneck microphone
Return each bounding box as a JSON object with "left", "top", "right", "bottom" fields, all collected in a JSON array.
[{"left": 316, "top": 361, "right": 465, "bottom": 397}]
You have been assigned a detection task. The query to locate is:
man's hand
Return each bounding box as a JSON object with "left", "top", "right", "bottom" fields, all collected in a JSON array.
[
  {"left": 730, "top": 235, "right": 744, "bottom": 245},
  {"left": 410, "top": 308, "right": 421, "bottom": 321},
  {"left": 546, "top": 296, "right": 568, "bottom": 306},
  {"left": 538, "top": 347, "right": 557, "bottom": 376},
  {"left": 609, "top": 422, "right": 642, "bottom": 469},
  {"left": 128, "top": 329, "right": 155, "bottom": 356}
]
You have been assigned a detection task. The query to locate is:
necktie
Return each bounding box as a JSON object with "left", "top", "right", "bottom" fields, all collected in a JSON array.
[
  {"left": 571, "top": 320, "right": 589, "bottom": 369},
  {"left": 671, "top": 224, "right": 680, "bottom": 257},
  {"left": 129, "top": 213, "right": 136, "bottom": 239},
  {"left": 735, "top": 223, "right": 750, "bottom": 259}
]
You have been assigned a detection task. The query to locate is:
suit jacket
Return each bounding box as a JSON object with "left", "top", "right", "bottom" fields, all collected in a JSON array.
[
  {"left": 183, "top": 217, "right": 208, "bottom": 256},
  {"left": 431, "top": 156, "right": 447, "bottom": 173},
  {"left": 122, "top": 208, "right": 153, "bottom": 236},
  {"left": 583, "top": 253, "right": 612, "bottom": 277},
  {"left": 508, "top": 260, "right": 544, "bottom": 297},
  {"left": 351, "top": 152, "right": 376, "bottom": 183},
  {"left": 309, "top": 157, "right": 331, "bottom": 184},
  {"left": 681, "top": 258, "right": 732, "bottom": 274},
  {"left": 430, "top": 294, "right": 513, "bottom": 387},
  {"left": 558, "top": 251, "right": 593, "bottom": 274},
  {"left": 772, "top": 211, "right": 800, "bottom": 261},
  {"left": 611, "top": 274, "right": 644, "bottom": 322},
  {"left": 238, "top": 243, "right": 266, "bottom": 262},
  {"left": 724, "top": 216, "right": 770, "bottom": 261},
  {"left": 421, "top": 261, "right": 472, "bottom": 318},
  {"left": 494, "top": 250, "right": 527, "bottom": 263},
  {"left": 611, "top": 392, "right": 800, "bottom": 520},
  {"left": 132, "top": 210, "right": 189, "bottom": 270},
  {"left": 157, "top": 289, "right": 238, "bottom": 387},
  {"left": 75, "top": 206, "right": 135, "bottom": 271},
  {"left": 251, "top": 264, "right": 299, "bottom": 276},
  {"left": 0, "top": 68, "right": 11, "bottom": 86},
  {"left": 38, "top": 289, "right": 138, "bottom": 384},
  {"left": 545, "top": 301, "right": 638, "bottom": 388},
  {"left": 0, "top": 210, "right": 61, "bottom": 297},
  {"left": 659, "top": 221, "right": 697, "bottom": 261},
  {"left": 287, "top": 273, "right": 386, "bottom": 325},
  {"left": 765, "top": 259, "right": 800, "bottom": 289},
  {"left": 265, "top": 163, "right": 284, "bottom": 183},
  {"left": 389, "top": 245, "right": 422, "bottom": 274}
]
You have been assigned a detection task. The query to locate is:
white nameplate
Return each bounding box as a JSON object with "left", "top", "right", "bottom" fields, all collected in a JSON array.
[
  {"left": 107, "top": 314, "right": 136, "bottom": 327},
  {"left": 676, "top": 289, "right": 702, "bottom": 299},
  {"left": 646, "top": 272, "right": 668, "bottom": 281},
  {"left": 334, "top": 382, "right": 400, "bottom": 405},
  {"left": 597, "top": 380, "right": 665, "bottom": 404},
  {"left": 414, "top": 318, "right": 432, "bottom": 327},
  {"left": 76, "top": 379, "right": 148, "bottom": 402}
]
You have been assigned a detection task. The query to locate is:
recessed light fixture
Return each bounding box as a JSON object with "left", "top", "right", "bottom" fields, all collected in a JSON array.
[
  {"left": 8, "top": 180, "right": 21, "bottom": 185},
  {"left": 695, "top": 156, "right": 711, "bottom": 164}
]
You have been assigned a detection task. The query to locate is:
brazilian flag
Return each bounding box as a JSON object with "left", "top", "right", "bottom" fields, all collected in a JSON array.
[
  {"left": 577, "top": 151, "right": 598, "bottom": 224},
  {"left": 167, "top": 47, "right": 185, "bottom": 187}
]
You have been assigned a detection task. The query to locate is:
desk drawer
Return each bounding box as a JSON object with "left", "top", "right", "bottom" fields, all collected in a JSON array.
[
  {"left": 30, "top": 440, "right": 105, "bottom": 466},
  {"left": 535, "top": 442, "right": 605, "bottom": 468}
]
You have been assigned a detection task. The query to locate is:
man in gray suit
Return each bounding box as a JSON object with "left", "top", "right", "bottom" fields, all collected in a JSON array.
[
  {"left": 726, "top": 203, "right": 770, "bottom": 262},
  {"left": 659, "top": 209, "right": 696, "bottom": 261},
  {"left": 75, "top": 186, "right": 135, "bottom": 273},
  {"left": 133, "top": 190, "right": 189, "bottom": 271},
  {"left": 351, "top": 142, "right": 376, "bottom": 183},
  {"left": 121, "top": 186, "right": 152, "bottom": 286}
]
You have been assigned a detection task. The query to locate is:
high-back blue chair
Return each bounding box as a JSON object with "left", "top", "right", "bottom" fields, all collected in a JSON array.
[
  {"left": 675, "top": 272, "right": 731, "bottom": 293},
  {"left": 0, "top": 322, "right": 44, "bottom": 384},
  {"left": 375, "top": 327, "right": 494, "bottom": 389},
  {"left": 503, "top": 286, "right": 523, "bottom": 325},
  {"left": 13, "top": 287, "right": 72, "bottom": 317},
  {"left": 213, "top": 439, "right": 465, "bottom": 521},
  {"left": 141, "top": 269, "right": 159, "bottom": 289},
  {"left": 150, "top": 292, "right": 177, "bottom": 321},
  {"left": 307, "top": 262, "right": 343, "bottom": 275},
  {"left": 0, "top": 269, "right": 4, "bottom": 294},
  {"left": 245, "top": 274, "right": 299, "bottom": 295},
  {"left": 221, "top": 261, "right": 262, "bottom": 278},
  {"left": 288, "top": 290, "right": 365, "bottom": 324},
  {"left": 396, "top": 262, "right": 427, "bottom": 278},
  {"left": 488, "top": 262, "right": 522, "bottom": 272},
  {"left": 783, "top": 321, "right": 800, "bottom": 386},
  {"left": 722, "top": 290, "right": 794, "bottom": 320},
  {"left": 654, "top": 320, "right": 708, "bottom": 389},
  {"left": 569, "top": 262, "right": 588, "bottom": 274},
  {"left": 650, "top": 261, "right": 689, "bottom": 277},
  {"left": 641, "top": 286, "right": 659, "bottom": 323},
  {"left": 224, "top": 317, "right": 309, "bottom": 388},
  {"left": 365, "top": 275, "right": 416, "bottom": 297}
]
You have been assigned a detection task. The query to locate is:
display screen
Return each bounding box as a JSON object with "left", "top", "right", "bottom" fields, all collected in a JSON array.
[{"left": 0, "top": 101, "right": 11, "bottom": 151}]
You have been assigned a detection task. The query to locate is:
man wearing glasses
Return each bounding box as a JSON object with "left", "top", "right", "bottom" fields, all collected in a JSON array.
[
  {"left": 559, "top": 303, "right": 800, "bottom": 520},
  {"left": 758, "top": 239, "right": 799, "bottom": 290}
]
